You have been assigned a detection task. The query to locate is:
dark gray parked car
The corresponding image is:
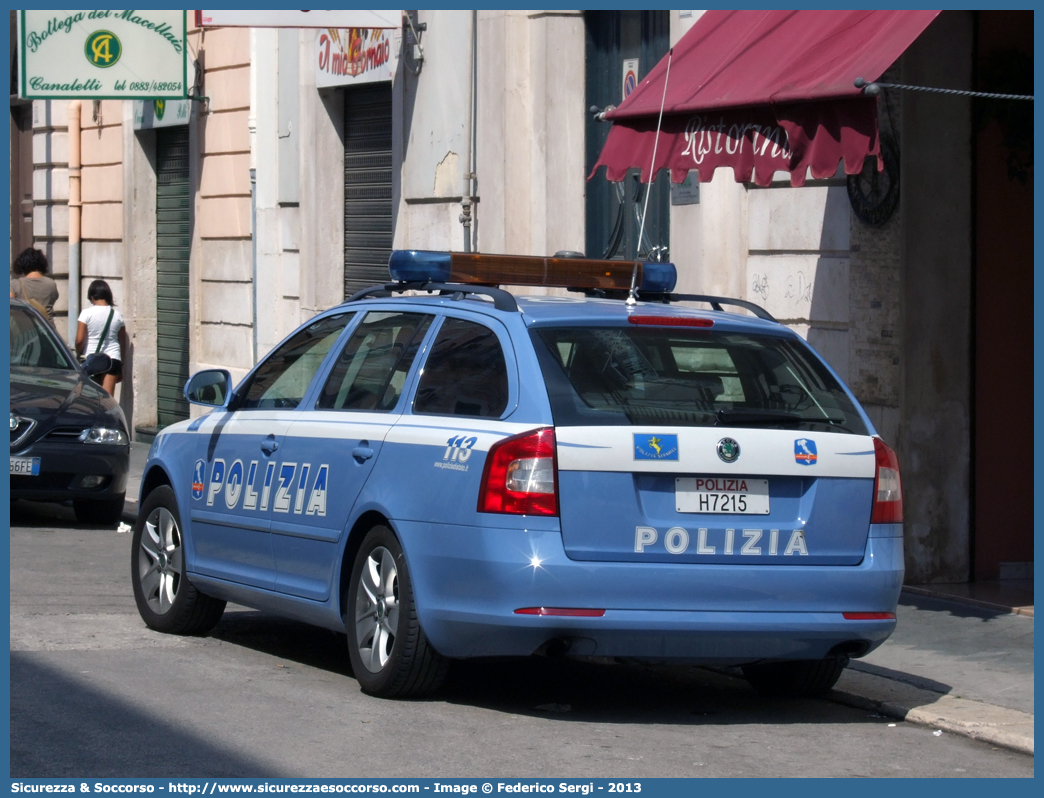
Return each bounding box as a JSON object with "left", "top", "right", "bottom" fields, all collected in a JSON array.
[{"left": 10, "top": 299, "right": 130, "bottom": 524}]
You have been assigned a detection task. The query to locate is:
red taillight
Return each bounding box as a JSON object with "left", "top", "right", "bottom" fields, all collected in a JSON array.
[
  {"left": 628, "top": 315, "right": 714, "bottom": 327},
  {"left": 871, "top": 437, "right": 903, "bottom": 524},
  {"left": 515, "top": 607, "right": 605, "bottom": 617},
  {"left": 843, "top": 612, "right": 896, "bottom": 621},
  {"left": 478, "top": 427, "right": 558, "bottom": 516}
]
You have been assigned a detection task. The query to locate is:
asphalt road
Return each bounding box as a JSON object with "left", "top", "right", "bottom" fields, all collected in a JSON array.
[{"left": 9, "top": 499, "right": 1034, "bottom": 779}]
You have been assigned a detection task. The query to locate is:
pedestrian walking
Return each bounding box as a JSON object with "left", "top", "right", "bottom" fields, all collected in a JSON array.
[
  {"left": 75, "top": 279, "right": 127, "bottom": 396},
  {"left": 10, "top": 247, "right": 60, "bottom": 329}
]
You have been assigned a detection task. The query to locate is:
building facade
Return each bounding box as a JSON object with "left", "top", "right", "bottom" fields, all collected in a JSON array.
[{"left": 13, "top": 10, "right": 1031, "bottom": 585}]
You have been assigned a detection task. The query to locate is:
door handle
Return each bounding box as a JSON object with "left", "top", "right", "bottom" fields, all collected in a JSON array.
[
  {"left": 352, "top": 446, "right": 374, "bottom": 463},
  {"left": 261, "top": 437, "right": 279, "bottom": 456}
]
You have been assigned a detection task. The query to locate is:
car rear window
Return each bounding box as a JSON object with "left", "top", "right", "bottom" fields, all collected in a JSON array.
[
  {"left": 413, "top": 318, "right": 509, "bottom": 418},
  {"left": 533, "top": 326, "right": 867, "bottom": 435}
]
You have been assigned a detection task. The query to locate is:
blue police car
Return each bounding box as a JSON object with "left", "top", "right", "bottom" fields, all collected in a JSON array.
[{"left": 131, "top": 251, "right": 904, "bottom": 698}]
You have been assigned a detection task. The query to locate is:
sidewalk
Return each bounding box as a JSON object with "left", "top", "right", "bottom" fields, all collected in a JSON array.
[
  {"left": 121, "top": 440, "right": 1033, "bottom": 755},
  {"left": 831, "top": 589, "right": 1034, "bottom": 755},
  {"left": 122, "top": 440, "right": 151, "bottom": 516}
]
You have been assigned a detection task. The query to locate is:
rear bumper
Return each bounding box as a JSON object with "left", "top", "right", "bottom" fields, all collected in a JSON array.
[{"left": 396, "top": 520, "right": 904, "bottom": 662}]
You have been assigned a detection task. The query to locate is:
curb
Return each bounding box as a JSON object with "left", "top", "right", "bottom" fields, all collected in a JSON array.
[
  {"left": 829, "top": 668, "right": 1034, "bottom": 756},
  {"left": 120, "top": 498, "right": 139, "bottom": 525},
  {"left": 703, "top": 664, "right": 1034, "bottom": 757},
  {"left": 902, "top": 585, "right": 1034, "bottom": 618}
]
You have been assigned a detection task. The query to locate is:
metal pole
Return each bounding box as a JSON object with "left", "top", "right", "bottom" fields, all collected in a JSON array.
[
  {"left": 626, "top": 49, "right": 673, "bottom": 306},
  {"left": 459, "top": 10, "right": 476, "bottom": 252},
  {"left": 249, "top": 29, "right": 259, "bottom": 364},
  {"left": 470, "top": 9, "right": 478, "bottom": 249},
  {"left": 67, "top": 101, "right": 82, "bottom": 345},
  {"left": 250, "top": 168, "right": 258, "bottom": 364}
]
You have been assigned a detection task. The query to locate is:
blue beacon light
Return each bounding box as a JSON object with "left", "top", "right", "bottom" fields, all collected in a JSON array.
[
  {"left": 388, "top": 250, "right": 453, "bottom": 283},
  {"left": 638, "top": 261, "right": 677, "bottom": 294}
]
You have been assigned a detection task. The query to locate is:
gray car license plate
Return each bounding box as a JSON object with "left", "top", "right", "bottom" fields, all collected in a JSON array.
[
  {"left": 676, "top": 477, "right": 770, "bottom": 514},
  {"left": 10, "top": 457, "right": 41, "bottom": 476}
]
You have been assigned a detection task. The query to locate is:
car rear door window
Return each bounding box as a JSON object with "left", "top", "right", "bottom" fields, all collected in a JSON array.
[
  {"left": 236, "top": 313, "right": 355, "bottom": 409},
  {"left": 317, "top": 312, "right": 432, "bottom": 411},
  {"left": 413, "top": 317, "right": 509, "bottom": 418}
]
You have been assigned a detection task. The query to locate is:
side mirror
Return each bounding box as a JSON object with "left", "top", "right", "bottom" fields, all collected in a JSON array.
[
  {"left": 184, "top": 369, "right": 232, "bottom": 408},
  {"left": 83, "top": 353, "right": 112, "bottom": 376}
]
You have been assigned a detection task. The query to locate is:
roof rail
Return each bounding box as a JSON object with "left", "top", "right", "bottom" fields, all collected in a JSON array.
[
  {"left": 571, "top": 287, "right": 776, "bottom": 321},
  {"left": 652, "top": 293, "right": 776, "bottom": 321},
  {"left": 345, "top": 281, "right": 519, "bottom": 313}
]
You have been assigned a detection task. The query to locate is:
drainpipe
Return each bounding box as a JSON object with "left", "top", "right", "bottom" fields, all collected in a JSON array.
[
  {"left": 249, "top": 30, "right": 258, "bottom": 364},
  {"left": 250, "top": 169, "right": 257, "bottom": 363},
  {"left": 67, "top": 101, "right": 82, "bottom": 345},
  {"left": 470, "top": 10, "right": 478, "bottom": 248},
  {"left": 459, "top": 10, "right": 477, "bottom": 252}
]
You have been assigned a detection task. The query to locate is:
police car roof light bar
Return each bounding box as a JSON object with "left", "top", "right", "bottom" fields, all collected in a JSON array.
[{"left": 387, "top": 250, "right": 678, "bottom": 295}]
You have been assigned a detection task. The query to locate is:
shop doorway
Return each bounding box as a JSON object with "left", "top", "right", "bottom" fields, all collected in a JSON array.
[
  {"left": 155, "top": 125, "right": 191, "bottom": 428},
  {"left": 585, "top": 10, "right": 671, "bottom": 261},
  {"left": 343, "top": 84, "right": 393, "bottom": 298}
]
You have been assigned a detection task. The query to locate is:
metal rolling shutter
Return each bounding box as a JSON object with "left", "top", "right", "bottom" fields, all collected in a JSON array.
[
  {"left": 155, "top": 126, "right": 191, "bottom": 428},
  {"left": 344, "top": 85, "right": 393, "bottom": 298}
]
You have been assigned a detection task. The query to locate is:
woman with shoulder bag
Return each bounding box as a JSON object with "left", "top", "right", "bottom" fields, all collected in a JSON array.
[{"left": 76, "top": 280, "right": 127, "bottom": 396}]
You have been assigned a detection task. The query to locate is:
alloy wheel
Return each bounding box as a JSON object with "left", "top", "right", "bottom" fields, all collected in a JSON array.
[
  {"left": 354, "top": 545, "right": 400, "bottom": 673},
  {"left": 138, "top": 506, "right": 183, "bottom": 615}
]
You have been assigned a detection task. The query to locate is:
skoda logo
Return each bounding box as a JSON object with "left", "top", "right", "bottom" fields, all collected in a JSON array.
[
  {"left": 717, "top": 437, "right": 740, "bottom": 463},
  {"left": 85, "top": 30, "right": 122, "bottom": 68}
]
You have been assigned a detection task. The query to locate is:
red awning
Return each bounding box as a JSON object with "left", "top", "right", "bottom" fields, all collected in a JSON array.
[{"left": 591, "top": 10, "right": 940, "bottom": 187}]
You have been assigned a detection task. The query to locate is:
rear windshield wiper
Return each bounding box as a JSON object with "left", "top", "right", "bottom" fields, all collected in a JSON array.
[{"left": 715, "top": 408, "right": 845, "bottom": 427}]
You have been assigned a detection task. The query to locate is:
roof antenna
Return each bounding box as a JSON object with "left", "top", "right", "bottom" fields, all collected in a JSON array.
[{"left": 627, "top": 47, "right": 674, "bottom": 307}]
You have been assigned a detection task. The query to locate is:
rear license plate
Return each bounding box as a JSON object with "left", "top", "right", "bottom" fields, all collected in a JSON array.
[
  {"left": 676, "top": 477, "right": 769, "bottom": 514},
  {"left": 10, "top": 457, "right": 41, "bottom": 476}
]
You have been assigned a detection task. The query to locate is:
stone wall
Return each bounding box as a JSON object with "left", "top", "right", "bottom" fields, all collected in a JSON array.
[
  {"left": 196, "top": 26, "right": 254, "bottom": 381},
  {"left": 79, "top": 100, "right": 124, "bottom": 313},
  {"left": 847, "top": 188, "right": 903, "bottom": 445},
  {"left": 475, "top": 10, "right": 586, "bottom": 260},
  {"left": 31, "top": 101, "right": 70, "bottom": 340},
  {"left": 120, "top": 101, "right": 156, "bottom": 433},
  {"left": 289, "top": 28, "right": 340, "bottom": 337},
  {"left": 846, "top": 63, "right": 904, "bottom": 445},
  {"left": 899, "top": 12, "right": 974, "bottom": 583},
  {"left": 394, "top": 10, "right": 472, "bottom": 253},
  {"left": 745, "top": 180, "right": 852, "bottom": 383}
]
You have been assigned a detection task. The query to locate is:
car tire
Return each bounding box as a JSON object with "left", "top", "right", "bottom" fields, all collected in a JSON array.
[
  {"left": 742, "top": 656, "right": 849, "bottom": 698},
  {"left": 346, "top": 525, "right": 449, "bottom": 698},
  {"left": 131, "top": 485, "right": 226, "bottom": 636},
  {"left": 73, "top": 494, "right": 126, "bottom": 526}
]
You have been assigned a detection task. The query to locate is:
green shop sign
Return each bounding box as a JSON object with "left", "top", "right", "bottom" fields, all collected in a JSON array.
[
  {"left": 133, "top": 98, "right": 191, "bottom": 129},
  {"left": 19, "top": 10, "right": 187, "bottom": 100}
]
